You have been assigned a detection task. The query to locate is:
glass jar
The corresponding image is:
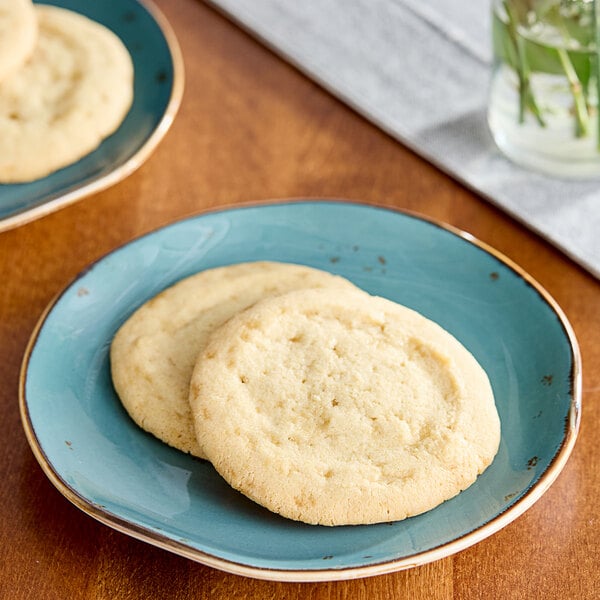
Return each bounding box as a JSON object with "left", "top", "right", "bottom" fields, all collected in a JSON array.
[{"left": 488, "top": 0, "right": 600, "bottom": 177}]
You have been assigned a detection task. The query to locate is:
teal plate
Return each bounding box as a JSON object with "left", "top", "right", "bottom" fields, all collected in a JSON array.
[
  {"left": 0, "top": 0, "right": 184, "bottom": 233},
  {"left": 20, "top": 201, "right": 581, "bottom": 581}
]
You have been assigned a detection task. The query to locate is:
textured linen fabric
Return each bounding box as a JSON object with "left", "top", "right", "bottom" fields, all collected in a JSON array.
[{"left": 208, "top": 0, "right": 600, "bottom": 279}]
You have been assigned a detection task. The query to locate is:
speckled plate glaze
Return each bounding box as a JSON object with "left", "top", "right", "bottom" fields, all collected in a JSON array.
[
  {"left": 20, "top": 201, "right": 581, "bottom": 581},
  {"left": 0, "top": 0, "right": 184, "bottom": 233}
]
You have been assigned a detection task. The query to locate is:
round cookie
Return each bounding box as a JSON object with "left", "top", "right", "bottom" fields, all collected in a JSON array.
[
  {"left": 110, "top": 262, "right": 358, "bottom": 459},
  {"left": 0, "top": 5, "right": 134, "bottom": 183},
  {"left": 190, "top": 288, "right": 501, "bottom": 526},
  {"left": 0, "top": 0, "right": 37, "bottom": 82}
]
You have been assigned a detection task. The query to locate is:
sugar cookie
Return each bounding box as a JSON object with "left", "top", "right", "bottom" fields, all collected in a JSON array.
[
  {"left": 110, "top": 262, "right": 358, "bottom": 458},
  {"left": 0, "top": 0, "right": 37, "bottom": 82},
  {"left": 190, "top": 288, "right": 500, "bottom": 525},
  {"left": 0, "top": 5, "right": 133, "bottom": 182}
]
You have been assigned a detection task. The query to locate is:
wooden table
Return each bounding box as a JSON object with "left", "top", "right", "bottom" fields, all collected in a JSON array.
[{"left": 1, "top": 1, "right": 598, "bottom": 598}]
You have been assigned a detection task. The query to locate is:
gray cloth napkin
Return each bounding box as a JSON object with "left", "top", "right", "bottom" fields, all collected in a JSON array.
[{"left": 208, "top": 0, "right": 600, "bottom": 279}]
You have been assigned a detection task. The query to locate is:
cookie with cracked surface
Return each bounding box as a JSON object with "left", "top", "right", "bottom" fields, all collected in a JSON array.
[
  {"left": 189, "top": 287, "right": 500, "bottom": 525},
  {"left": 0, "top": 0, "right": 37, "bottom": 83},
  {"left": 110, "top": 262, "right": 358, "bottom": 459},
  {"left": 0, "top": 5, "right": 133, "bottom": 182}
]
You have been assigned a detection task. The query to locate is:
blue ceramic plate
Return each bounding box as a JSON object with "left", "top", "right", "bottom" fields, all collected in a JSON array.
[
  {"left": 0, "top": 0, "right": 184, "bottom": 233},
  {"left": 20, "top": 201, "right": 581, "bottom": 581}
]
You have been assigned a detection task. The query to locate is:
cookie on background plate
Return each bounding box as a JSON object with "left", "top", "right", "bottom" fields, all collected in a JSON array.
[
  {"left": 0, "top": 4, "right": 133, "bottom": 183},
  {"left": 190, "top": 287, "right": 501, "bottom": 526},
  {"left": 110, "top": 262, "right": 358, "bottom": 459},
  {"left": 0, "top": 0, "right": 37, "bottom": 83}
]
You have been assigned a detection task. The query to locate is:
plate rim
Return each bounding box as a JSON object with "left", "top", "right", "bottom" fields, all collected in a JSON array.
[
  {"left": 0, "top": 0, "right": 185, "bottom": 234},
  {"left": 18, "top": 199, "right": 582, "bottom": 582}
]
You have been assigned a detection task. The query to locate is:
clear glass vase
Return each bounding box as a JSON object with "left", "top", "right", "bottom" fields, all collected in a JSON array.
[{"left": 488, "top": 0, "right": 600, "bottom": 178}]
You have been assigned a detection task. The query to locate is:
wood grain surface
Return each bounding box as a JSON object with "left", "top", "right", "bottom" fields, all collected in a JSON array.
[{"left": 1, "top": 1, "right": 598, "bottom": 598}]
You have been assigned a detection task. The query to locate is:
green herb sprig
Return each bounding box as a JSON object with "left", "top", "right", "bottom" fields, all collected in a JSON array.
[{"left": 493, "top": 0, "right": 597, "bottom": 138}]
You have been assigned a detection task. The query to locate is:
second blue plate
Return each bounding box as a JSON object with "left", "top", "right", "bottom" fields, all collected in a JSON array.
[{"left": 0, "top": 0, "right": 184, "bottom": 232}]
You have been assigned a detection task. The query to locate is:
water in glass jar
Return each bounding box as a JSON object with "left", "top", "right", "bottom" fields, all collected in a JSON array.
[{"left": 488, "top": 0, "right": 600, "bottom": 177}]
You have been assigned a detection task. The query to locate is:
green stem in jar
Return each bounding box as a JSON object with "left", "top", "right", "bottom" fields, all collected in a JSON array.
[
  {"left": 502, "top": 0, "right": 546, "bottom": 126},
  {"left": 594, "top": 0, "right": 600, "bottom": 150},
  {"left": 554, "top": 11, "right": 591, "bottom": 138},
  {"left": 557, "top": 45, "right": 590, "bottom": 136}
]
